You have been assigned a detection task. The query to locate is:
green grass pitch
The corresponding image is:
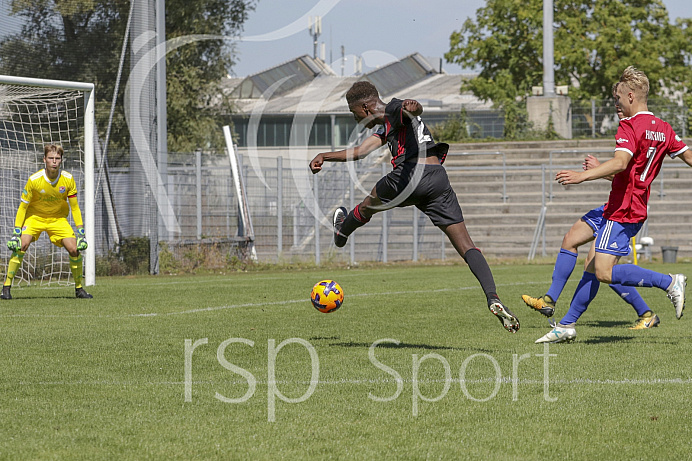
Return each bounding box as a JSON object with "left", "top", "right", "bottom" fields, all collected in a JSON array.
[{"left": 1, "top": 262, "right": 690, "bottom": 459}]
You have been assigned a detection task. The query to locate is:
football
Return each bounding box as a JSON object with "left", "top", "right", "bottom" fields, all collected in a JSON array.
[{"left": 310, "top": 280, "right": 344, "bottom": 313}]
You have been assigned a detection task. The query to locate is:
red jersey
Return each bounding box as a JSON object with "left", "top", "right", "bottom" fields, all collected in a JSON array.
[{"left": 603, "top": 111, "right": 688, "bottom": 223}]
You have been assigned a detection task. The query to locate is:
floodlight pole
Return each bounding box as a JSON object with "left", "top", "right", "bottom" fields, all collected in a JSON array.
[
  {"left": 156, "top": 0, "right": 168, "bottom": 249},
  {"left": 543, "top": 0, "right": 555, "bottom": 97}
]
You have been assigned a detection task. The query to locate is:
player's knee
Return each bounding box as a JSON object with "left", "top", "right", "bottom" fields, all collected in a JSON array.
[
  {"left": 561, "top": 234, "right": 574, "bottom": 251},
  {"left": 594, "top": 267, "right": 612, "bottom": 284}
]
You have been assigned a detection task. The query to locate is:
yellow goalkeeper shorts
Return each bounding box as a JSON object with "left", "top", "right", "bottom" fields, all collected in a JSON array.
[{"left": 22, "top": 216, "right": 75, "bottom": 248}]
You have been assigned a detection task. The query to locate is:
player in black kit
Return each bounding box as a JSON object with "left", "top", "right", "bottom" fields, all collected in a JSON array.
[{"left": 309, "top": 81, "right": 519, "bottom": 333}]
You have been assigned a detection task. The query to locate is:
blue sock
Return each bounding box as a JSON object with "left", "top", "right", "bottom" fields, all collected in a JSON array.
[
  {"left": 546, "top": 249, "right": 578, "bottom": 302},
  {"left": 609, "top": 284, "right": 650, "bottom": 316},
  {"left": 559, "top": 272, "right": 600, "bottom": 325},
  {"left": 611, "top": 265, "right": 672, "bottom": 290}
]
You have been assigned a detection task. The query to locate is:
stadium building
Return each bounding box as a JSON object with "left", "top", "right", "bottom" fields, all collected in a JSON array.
[{"left": 221, "top": 53, "right": 497, "bottom": 156}]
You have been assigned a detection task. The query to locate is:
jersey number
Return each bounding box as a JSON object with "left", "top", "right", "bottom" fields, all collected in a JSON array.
[{"left": 640, "top": 146, "right": 656, "bottom": 181}]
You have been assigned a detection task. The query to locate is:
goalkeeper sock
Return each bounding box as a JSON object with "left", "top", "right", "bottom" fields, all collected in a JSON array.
[
  {"left": 69, "top": 255, "right": 84, "bottom": 288},
  {"left": 4, "top": 251, "right": 25, "bottom": 286}
]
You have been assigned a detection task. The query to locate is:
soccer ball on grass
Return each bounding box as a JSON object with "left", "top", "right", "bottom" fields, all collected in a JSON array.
[{"left": 310, "top": 280, "right": 344, "bottom": 313}]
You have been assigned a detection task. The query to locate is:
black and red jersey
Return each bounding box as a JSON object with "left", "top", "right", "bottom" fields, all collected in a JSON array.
[{"left": 373, "top": 98, "right": 449, "bottom": 167}]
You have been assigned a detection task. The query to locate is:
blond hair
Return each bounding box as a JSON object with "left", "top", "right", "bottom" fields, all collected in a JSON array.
[
  {"left": 618, "top": 66, "right": 649, "bottom": 101},
  {"left": 44, "top": 144, "right": 64, "bottom": 158}
]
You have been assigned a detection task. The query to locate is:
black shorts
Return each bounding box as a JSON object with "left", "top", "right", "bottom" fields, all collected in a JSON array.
[{"left": 375, "top": 163, "right": 464, "bottom": 226}]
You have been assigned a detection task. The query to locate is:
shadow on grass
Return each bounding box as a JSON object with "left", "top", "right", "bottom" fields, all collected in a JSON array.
[
  {"left": 328, "top": 340, "right": 493, "bottom": 353},
  {"left": 8, "top": 295, "right": 78, "bottom": 300},
  {"left": 581, "top": 320, "right": 631, "bottom": 328},
  {"left": 582, "top": 335, "right": 635, "bottom": 345}
]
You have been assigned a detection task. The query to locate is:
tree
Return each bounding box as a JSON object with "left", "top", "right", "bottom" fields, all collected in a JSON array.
[
  {"left": 445, "top": 0, "right": 692, "bottom": 133},
  {"left": 0, "top": 0, "right": 256, "bottom": 153}
]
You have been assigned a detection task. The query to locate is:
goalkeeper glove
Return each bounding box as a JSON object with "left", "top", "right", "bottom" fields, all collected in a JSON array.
[
  {"left": 7, "top": 227, "right": 21, "bottom": 251},
  {"left": 76, "top": 227, "right": 88, "bottom": 251}
]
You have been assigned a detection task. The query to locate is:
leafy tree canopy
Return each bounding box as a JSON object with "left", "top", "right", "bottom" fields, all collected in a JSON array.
[
  {"left": 445, "top": 0, "right": 692, "bottom": 106},
  {"left": 1, "top": 0, "right": 256, "bottom": 153}
]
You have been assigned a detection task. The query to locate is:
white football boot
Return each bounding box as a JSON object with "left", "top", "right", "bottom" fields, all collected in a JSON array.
[
  {"left": 535, "top": 320, "right": 576, "bottom": 344},
  {"left": 666, "top": 273, "right": 686, "bottom": 320}
]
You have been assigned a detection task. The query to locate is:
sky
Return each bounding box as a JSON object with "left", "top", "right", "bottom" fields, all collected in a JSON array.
[
  {"left": 231, "top": 0, "right": 690, "bottom": 77},
  {"left": 0, "top": 0, "right": 689, "bottom": 77}
]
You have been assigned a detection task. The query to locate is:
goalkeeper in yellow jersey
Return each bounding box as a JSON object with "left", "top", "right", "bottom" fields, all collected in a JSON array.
[{"left": 2, "top": 144, "right": 92, "bottom": 300}]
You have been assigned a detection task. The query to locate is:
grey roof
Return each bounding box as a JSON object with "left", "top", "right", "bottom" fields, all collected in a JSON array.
[
  {"left": 228, "top": 55, "right": 335, "bottom": 99},
  {"left": 363, "top": 53, "right": 438, "bottom": 97},
  {"left": 224, "top": 54, "right": 490, "bottom": 115},
  {"left": 387, "top": 73, "right": 492, "bottom": 112}
]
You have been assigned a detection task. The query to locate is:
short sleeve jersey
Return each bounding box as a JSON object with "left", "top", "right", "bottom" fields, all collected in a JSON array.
[
  {"left": 373, "top": 98, "right": 449, "bottom": 167},
  {"left": 21, "top": 169, "right": 77, "bottom": 219},
  {"left": 604, "top": 112, "right": 688, "bottom": 223}
]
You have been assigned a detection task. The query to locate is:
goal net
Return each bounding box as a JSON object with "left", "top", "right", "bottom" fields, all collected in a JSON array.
[{"left": 0, "top": 76, "right": 95, "bottom": 287}]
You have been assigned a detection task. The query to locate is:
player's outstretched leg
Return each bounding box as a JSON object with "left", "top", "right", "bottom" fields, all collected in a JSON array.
[
  {"left": 75, "top": 287, "right": 93, "bottom": 299},
  {"left": 1, "top": 285, "right": 11, "bottom": 300},
  {"left": 461, "top": 247, "right": 519, "bottom": 333},
  {"left": 611, "top": 265, "right": 686, "bottom": 320}
]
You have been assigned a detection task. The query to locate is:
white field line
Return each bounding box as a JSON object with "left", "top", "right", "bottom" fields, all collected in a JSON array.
[{"left": 15, "top": 377, "right": 692, "bottom": 386}]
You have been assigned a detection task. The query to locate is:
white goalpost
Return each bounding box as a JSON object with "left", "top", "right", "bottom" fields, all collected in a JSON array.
[{"left": 0, "top": 75, "right": 95, "bottom": 287}]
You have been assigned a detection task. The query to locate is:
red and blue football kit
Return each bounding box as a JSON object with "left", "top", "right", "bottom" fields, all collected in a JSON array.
[
  {"left": 604, "top": 111, "right": 688, "bottom": 223},
  {"left": 559, "top": 111, "right": 688, "bottom": 327},
  {"left": 595, "top": 112, "right": 688, "bottom": 257}
]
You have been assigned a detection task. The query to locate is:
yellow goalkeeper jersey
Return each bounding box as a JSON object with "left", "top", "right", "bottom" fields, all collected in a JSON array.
[{"left": 21, "top": 169, "right": 78, "bottom": 219}]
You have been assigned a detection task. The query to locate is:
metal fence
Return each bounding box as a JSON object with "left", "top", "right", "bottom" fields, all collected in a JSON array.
[
  {"left": 92, "top": 143, "right": 692, "bottom": 273},
  {"left": 572, "top": 99, "right": 688, "bottom": 139},
  {"left": 96, "top": 148, "right": 454, "bottom": 267},
  {"left": 92, "top": 92, "right": 691, "bottom": 271}
]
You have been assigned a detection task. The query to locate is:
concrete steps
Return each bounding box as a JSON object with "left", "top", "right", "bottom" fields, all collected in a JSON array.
[
  {"left": 295, "top": 139, "right": 691, "bottom": 263},
  {"left": 391, "top": 139, "right": 692, "bottom": 260}
]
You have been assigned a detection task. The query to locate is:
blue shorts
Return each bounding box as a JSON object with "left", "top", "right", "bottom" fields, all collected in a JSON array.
[
  {"left": 581, "top": 205, "right": 605, "bottom": 234},
  {"left": 594, "top": 219, "right": 643, "bottom": 257}
]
